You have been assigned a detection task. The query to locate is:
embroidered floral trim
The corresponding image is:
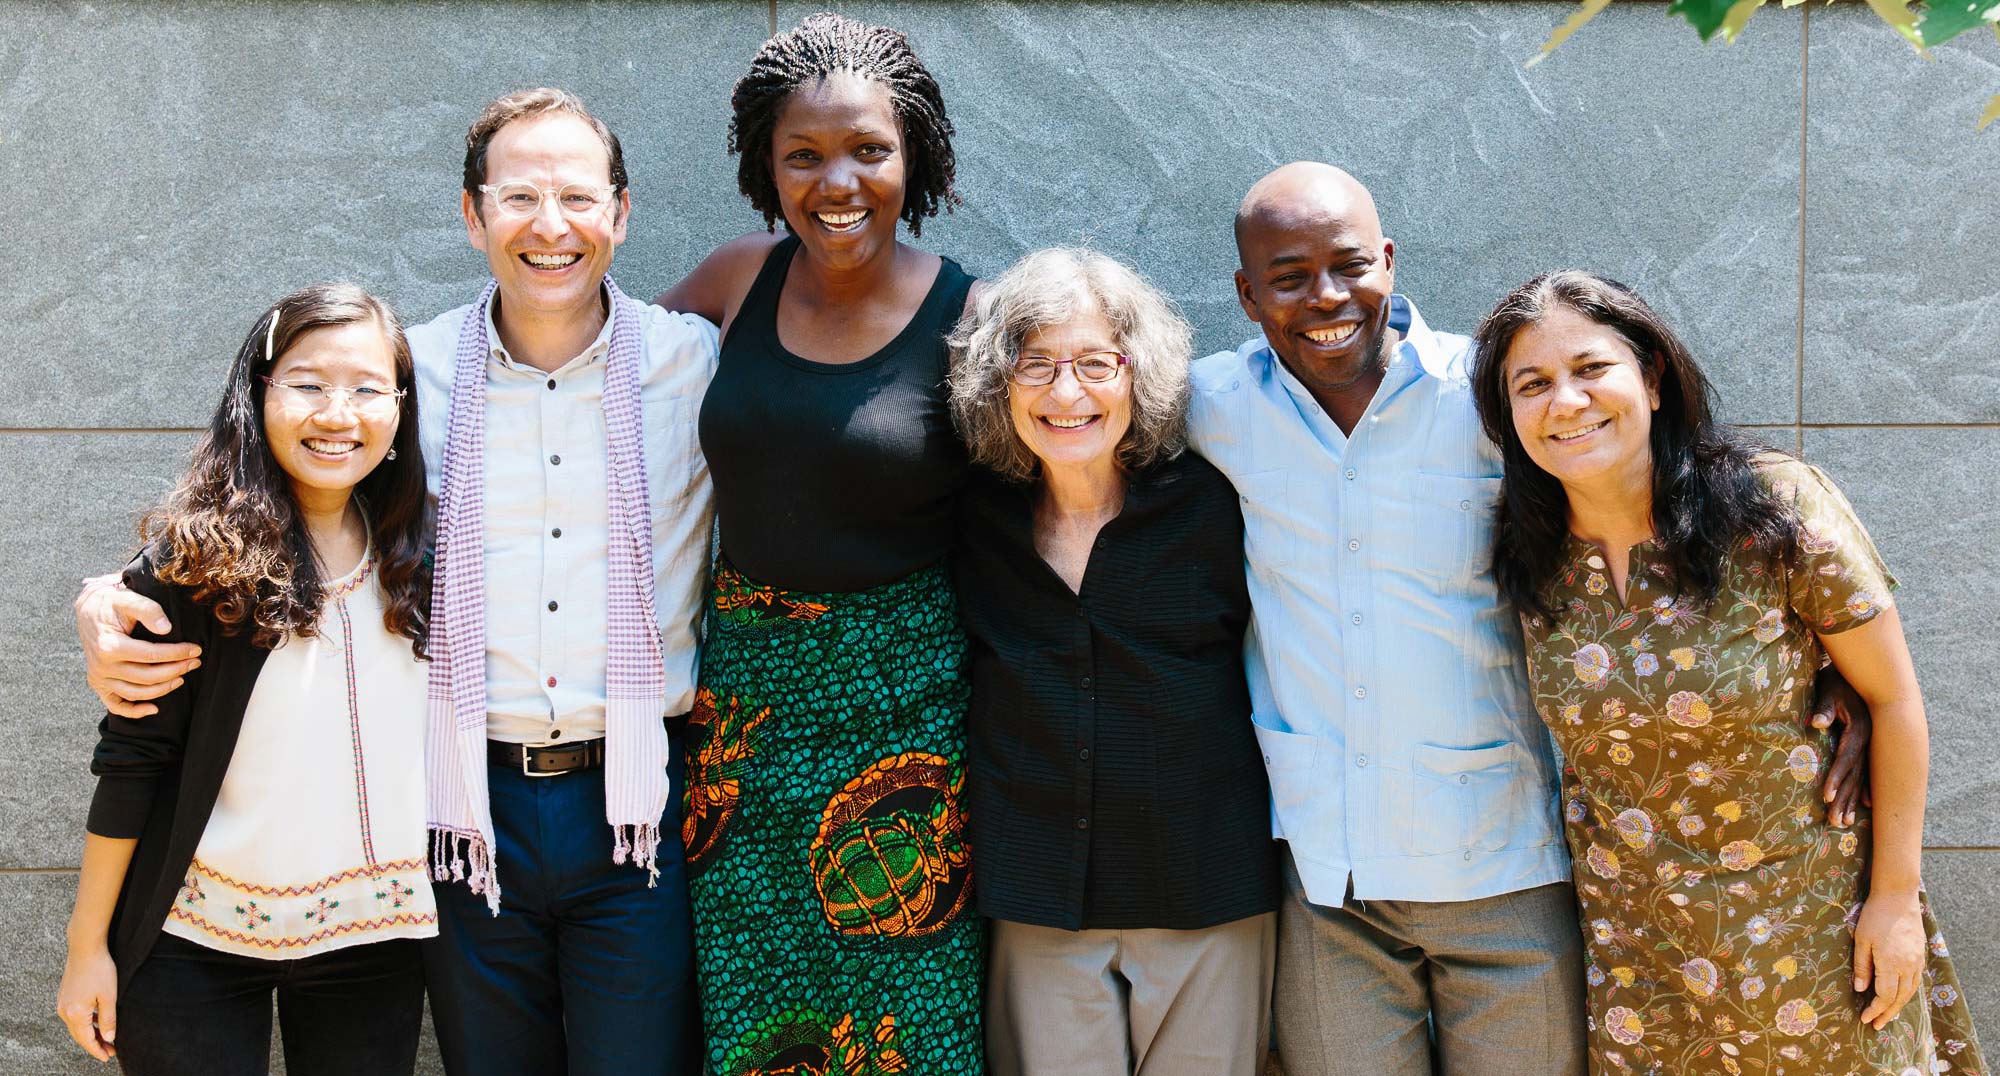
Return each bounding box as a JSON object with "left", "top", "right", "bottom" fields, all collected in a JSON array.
[
  {"left": 183, "top": 856, "right": 427, "bottom": 898},
  {"left": 167, "top": 856, "right": 435, "bottom": 956},
  {"left": 169, "top": 906, "right": 436, "bottom": 951},
  {"left": 324, "top": 552, "right": 375, "bottom": 600}
]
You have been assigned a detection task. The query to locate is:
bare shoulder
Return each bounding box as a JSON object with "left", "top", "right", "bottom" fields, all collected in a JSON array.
[{"left": 655, "top": 231, "right": 788, "bottom": 325}]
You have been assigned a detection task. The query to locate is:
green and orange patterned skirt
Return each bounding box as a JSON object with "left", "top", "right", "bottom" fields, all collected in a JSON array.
[{"left": 685, "top": 559, "right": 983, "bottom": 1075}]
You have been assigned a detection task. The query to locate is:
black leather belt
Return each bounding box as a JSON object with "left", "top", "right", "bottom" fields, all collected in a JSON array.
[
  {"left": 487, "top": 712, "right": 689, "bottom": 778},
  {"left": 489, "top": 738, "right": 606, "bottom": 777}
]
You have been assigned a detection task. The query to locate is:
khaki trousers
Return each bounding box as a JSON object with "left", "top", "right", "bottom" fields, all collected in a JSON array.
[
  {"left": 1271, "top": 849, "right": 1587, "bottom": 1076},
  {"left": 986, "top": 913, "right": 1278, "bottom": 1076}
]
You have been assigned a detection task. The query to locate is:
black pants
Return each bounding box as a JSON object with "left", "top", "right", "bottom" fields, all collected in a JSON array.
[
  {"left": 115, "top": 932, "right": 425, "bottom": 1076},
  {"left": 424, "top": 750, "right": 700, "bottom": 1075}
]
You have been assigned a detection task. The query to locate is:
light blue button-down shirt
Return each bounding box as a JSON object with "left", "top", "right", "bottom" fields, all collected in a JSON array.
[{"left": 1188, "top": 295, "right": 1569, "bottom": 905}]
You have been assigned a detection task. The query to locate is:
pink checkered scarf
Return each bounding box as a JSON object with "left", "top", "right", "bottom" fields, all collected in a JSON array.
[{"left": 426, "top": 276, "right": 669, "bottom": 913}]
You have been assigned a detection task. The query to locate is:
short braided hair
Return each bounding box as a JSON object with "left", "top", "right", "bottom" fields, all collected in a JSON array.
[{"left": 728, "top": 12, "right": 958, "bottom": 237}]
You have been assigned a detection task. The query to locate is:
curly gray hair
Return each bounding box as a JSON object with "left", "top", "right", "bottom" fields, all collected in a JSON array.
[{"left": 948, "top": 248, "right": 1193, "bottom": 483}]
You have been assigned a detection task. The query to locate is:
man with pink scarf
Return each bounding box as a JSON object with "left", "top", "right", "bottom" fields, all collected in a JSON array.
[{"left": 74, "top": 89, "right": 716, "bottom": 1075}]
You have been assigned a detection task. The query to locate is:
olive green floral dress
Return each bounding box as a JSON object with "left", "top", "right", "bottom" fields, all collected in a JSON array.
[{"left": 1519, "top": 458, "right": 1984, "bottom": 1076}]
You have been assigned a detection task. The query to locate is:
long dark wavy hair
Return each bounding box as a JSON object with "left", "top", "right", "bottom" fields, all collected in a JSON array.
[
  {"left": 728, "top": 11, "right": 959, "bottom": 237},
  {"left": 140, "top": 283, "right": 430, "bottom": 655},
  {"left": 1470, "top": 270, "right": 1798, "bottom": 621}
]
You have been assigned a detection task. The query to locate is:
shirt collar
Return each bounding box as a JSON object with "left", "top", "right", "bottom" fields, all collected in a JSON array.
[
  {"left": 1241, "top": 293, "right": 1454, "bottom": 385},
  {"left": 484, "top": 286, "right": 616, "bottom": 375}
]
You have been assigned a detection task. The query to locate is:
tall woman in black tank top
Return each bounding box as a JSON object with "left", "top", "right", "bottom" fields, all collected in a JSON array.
[{"left": 655, "top": 14, "right": 985, "bottom": 1074}]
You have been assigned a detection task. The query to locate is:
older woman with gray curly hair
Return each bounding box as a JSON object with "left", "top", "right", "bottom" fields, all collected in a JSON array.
[{"left": 950, "top": 248, "right": 1281, "bottom": 1075}]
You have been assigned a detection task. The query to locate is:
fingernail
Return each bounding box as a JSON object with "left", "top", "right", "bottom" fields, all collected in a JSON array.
[{"left": 188, "top": 659, "right": 201, "bottom": 670}]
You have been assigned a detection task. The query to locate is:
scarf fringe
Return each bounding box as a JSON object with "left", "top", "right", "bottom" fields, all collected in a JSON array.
[
  {"left": 612, "top": 823, "right": 663, "bottom": 887},
  {"left": 430, "top": 826, "right": 502, "bottom": 915}
]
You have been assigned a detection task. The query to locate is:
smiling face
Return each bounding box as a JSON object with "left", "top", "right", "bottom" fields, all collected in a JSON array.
[
  {"left": 770, "top": 71, "right": 907, "bottom": 271},
  {"left": 261, "top": 320, "right": 403, "bottom": 513},
  {"left": 1502, "top": 303, "right": 1661, "bottom": 494},
  {"left": 462, "top": 112, "right": 628, "bottom": 320},
  {"left": 1008, "top": 306, "right": 1133, "bottom": 478},
  {"left": 1234, "top": 171, "right": 1395, "bottom": 403}
]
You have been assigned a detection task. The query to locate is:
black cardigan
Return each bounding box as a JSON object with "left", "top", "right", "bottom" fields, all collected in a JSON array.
[
  {"left": 953, "top": 451, "right": 1281, "bottom": 930},
  {"left": 86, "top": 548, "right": 271, "bottom": 992}
]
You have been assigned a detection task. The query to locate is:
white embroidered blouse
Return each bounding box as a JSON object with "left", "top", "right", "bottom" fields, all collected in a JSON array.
[{"left": 161, "top": 550, "right": 438, "bottom": 958}]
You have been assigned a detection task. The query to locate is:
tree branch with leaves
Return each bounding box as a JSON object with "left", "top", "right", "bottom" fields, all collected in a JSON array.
[{"left": 1532, "top": 0, "right": 2000, "bottom": 130}]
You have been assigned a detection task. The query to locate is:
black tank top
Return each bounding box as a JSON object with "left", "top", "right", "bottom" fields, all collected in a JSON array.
[{"left": 699, "top": 235, "right": 974, "bottom": 592}]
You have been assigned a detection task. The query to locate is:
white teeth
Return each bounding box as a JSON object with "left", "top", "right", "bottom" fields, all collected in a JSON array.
[
  {"left": 1552, "top": 419, "right": 1610, "bottom": 442},
  {"left": 816, "top": 210, "right": 868, "bottom": 229},
  {"left": 524, "top": 253, "right": 581, "bottom": 268},
  {"left": 1043, "top": 415, "right": 1096, "bottom": 429},
  {"left": 1305, "top": 324, "right": 1358, "bottom": 345},
  {"left": 303, "top": 439, "right": 360, "bottom": 455}
]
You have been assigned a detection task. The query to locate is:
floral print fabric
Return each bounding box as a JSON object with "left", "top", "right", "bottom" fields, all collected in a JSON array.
[{"left": 1519, "top": 457, "right": 1984, "bottom": 1076}]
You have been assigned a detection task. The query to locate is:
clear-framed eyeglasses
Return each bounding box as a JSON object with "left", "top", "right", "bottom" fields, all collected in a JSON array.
[
  {"left": 477, "top": 180, "right": 619, "bottom": 219},
  {"left": 1007, "top": 352, "right": 1131, "bottom": 387},
  {"left": 259, "top": 376, "right": 406, "bottom": 416}
]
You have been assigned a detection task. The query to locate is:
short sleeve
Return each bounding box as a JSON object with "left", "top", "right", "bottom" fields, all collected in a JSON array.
[{"left": 1768, "top": 458, "right": 1897, "bottom": 635}]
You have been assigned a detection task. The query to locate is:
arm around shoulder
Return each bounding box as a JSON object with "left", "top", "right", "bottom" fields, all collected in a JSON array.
[
  {"left": 85, "top": 556, "right": 204, "bottom": 840},
  {"left": 653, "top": 231, "right": 784, "bottom": 329}
]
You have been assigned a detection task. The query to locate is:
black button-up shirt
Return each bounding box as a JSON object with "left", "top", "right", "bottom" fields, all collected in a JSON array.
[{"left": 955, "top": 451, "right": 1281, "bottom": 930}]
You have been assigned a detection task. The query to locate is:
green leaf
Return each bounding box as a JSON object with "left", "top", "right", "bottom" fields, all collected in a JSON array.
[
  {"left": 1861, "top": 0, "right": 1932, "bottom": 52},
  {"left": 1917, "top": 0, "right": 2000, "bottom": 46},
  {"left": 1528, "top": 0, "right": 1615, "bottom": 67},
  {"left": 1670, "top": 0, "right": 1744, "bottom": 39},
  {"left": 1719, "top": 0, "right": 1770, "bottom": 41}
]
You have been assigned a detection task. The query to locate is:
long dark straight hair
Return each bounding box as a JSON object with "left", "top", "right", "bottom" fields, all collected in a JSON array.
[
  {"left": 141, "top": 283, "right": 430, "bottom": 654},
  {"left": 1469, "top": 270, "right": 1798, "bottom": 620}
]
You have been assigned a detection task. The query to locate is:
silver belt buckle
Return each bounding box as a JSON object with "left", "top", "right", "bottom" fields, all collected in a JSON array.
[{"left": 521, "top": 740, "right": 567, "bottom": 778}]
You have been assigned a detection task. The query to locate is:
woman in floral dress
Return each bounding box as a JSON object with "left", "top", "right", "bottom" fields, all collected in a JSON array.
[{"left": 1469, "top": 270, "right": 1983, "bottom": 1076}]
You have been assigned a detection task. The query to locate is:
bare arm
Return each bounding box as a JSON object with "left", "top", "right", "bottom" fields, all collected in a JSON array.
[
  {"left": 57, "top": 834, "right": 137, "bottom": 1061},
  {"left": 76, "top": 574, "right": 200, "bottom": 718},
  {"left": 1818, "top": 606, "right": 1928, "bottom": 1030},
  {"left": 653, "top": 232, "right": 783, "bottom": 336}
]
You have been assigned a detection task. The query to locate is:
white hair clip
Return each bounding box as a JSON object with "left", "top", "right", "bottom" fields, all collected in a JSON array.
[{"left": 264, "top": 309, "right": 281, "bottom": 365}]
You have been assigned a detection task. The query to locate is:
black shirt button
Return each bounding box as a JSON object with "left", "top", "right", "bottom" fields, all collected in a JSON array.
[
  {"left": 546, "top": 379, "right": 557, "bottom": 390},
  {"left": 549, "top": 454, "right": 561, "bottom": 466},
  {"left": 1079, "top": 676, "right": 1091, "bottom": 690},
  {"left": 548, "top": 729, "right": 563, "bottom": 740},
  {"left": 1074, "top": 817, "right": 1089, "bottom": 830},
  {"left": 551, "top": 527, "right": 562, "bottom": 538},
  {"left": 1077, "top": 748, "right": 1091, "bottom": 761},
  {"left": 547, "top": 601, "right": 558, "bottom": 612}
]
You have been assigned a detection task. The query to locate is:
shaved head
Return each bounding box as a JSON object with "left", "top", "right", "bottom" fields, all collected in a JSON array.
[
  {"left": 1233, "top": 162, "right": 1382, "bottom": 269},
  {"left": 1230, "top": 162, "right": 1397, "bottom": 429}
]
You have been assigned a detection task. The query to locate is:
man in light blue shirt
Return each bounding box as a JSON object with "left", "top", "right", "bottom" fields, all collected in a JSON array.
[{"left": 1187, "top": 162, "right": 1587, "bottom": 1076}]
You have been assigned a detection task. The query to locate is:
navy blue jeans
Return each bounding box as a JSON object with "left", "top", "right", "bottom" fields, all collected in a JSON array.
[
  {"left": 424, "top": 742, "right": 700, "bottom": 1076},
  {"left": 115, "top": 933, "right": 424, "bottom": 1076}
]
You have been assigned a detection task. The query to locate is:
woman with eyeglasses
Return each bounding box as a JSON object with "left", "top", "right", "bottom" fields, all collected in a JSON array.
[
  {"left": 55, "top": 284, "right": 436, "bottom": 1075},
  {"left": 651, "top": 13, "right": 986, "bottom": 1072},
  {"left": 948, "top": 249, "right": 1282, "bottom": 1075}
]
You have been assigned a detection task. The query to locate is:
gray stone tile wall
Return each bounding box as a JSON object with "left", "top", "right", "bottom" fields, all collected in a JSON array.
[{"left": 3, "top": 1, "right": 1994, "bottom": 1070}]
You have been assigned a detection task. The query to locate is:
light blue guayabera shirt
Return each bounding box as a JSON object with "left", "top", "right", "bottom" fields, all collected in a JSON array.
[{"left": 1188, "top": 294, "right": 1569, "bottom": 906}]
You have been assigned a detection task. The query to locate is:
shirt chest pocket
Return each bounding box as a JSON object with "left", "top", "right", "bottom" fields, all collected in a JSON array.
[
  {"left": 1408, "top": 473, "right": 1503, "bottom": 584},
  {"left": 641, "top": 397, "right": 700, "bottom": 510},
  {"left": 1230, "top": 469, "right": 1294, "bottom": 574}
]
